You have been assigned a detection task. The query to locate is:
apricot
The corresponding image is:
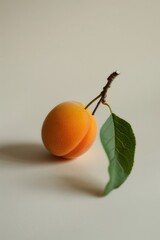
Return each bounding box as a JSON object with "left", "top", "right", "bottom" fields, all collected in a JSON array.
[{"left": 41, "top": 101, "right": 97, "bottom": 159}]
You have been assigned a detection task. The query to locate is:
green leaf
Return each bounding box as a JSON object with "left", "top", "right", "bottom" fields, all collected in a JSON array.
[{"left": 100, "top": 113, "right": 136, "bottom": 196}]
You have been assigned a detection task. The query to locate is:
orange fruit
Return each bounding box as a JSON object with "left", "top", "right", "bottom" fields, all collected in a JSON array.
[{"left": 42, "top": 101, "right": 97, "bottom": 159}]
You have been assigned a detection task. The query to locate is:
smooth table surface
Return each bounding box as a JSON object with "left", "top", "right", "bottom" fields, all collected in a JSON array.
[{"left": 1, "top": 0, "right": 160, "bottom": 239}]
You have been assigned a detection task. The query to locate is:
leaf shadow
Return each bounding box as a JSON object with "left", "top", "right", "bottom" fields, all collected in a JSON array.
[
  {"left": 57, "top": 175, "right": 104, "bottom": 197},
  {"left": 28, "top": 174, "right": 104, "bottom": 197}
]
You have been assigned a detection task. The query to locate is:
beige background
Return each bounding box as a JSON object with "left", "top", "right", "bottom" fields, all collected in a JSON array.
[{"left": 0, "top": 0, "right": 160, "bottom": 239}]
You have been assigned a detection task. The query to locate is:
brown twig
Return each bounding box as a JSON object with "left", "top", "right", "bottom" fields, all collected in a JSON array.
[{"left": 85, "top": 71, "right": 120, "bottom": 115}]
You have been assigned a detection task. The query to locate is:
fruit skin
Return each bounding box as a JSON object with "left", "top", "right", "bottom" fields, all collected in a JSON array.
[{"left": 41, "top": 101, "right": 97, "bottom": 159}]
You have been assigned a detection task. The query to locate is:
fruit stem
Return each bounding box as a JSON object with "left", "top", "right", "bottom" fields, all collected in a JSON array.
[
  {"left": 85, "top": 71, "right": 120, "bottom": 115},
  {"left": 84, "top": 94, "right": 101, "bottom": 110}
]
